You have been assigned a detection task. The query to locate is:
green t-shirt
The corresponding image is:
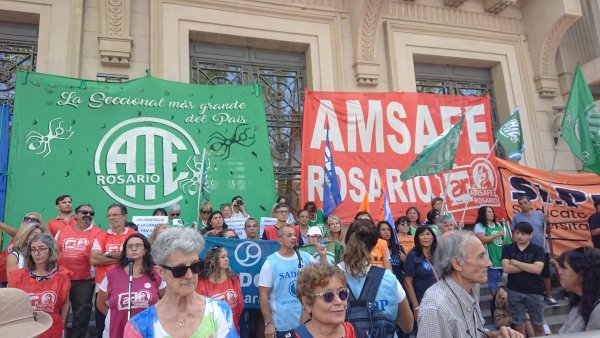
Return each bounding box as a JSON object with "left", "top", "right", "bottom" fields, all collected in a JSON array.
[
  {"left": 308, "top": 208, "right": 327, "bottom": 237},
  {"left": 475, "top": 222, "right": 512, "bottom": 268},
  {"left": 299, "top": 241, "right": 344, "bottom": 264}
]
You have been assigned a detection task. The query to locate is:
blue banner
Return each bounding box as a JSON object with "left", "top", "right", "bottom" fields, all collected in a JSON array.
[
  {"left": 323, "top": 127, "right": 342, "bottom": 217},
  {"left": 0, "top": 104, "right": 9, "bottom": 248},
  {"left": 200, "top": 237, "right": 280, "bottom": 309}
]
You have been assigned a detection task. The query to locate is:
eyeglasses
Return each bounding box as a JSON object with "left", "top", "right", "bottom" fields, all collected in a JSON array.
[
  {"left": 160, "top": 260, "right": 204, "bottom": 278},
  {"left": 107, "top": 213, "right": 124, "bottom": 218},
  {"left": 276, "top": 210, "right": 290, "bottom": 215},
  {"left": 78, "top": 210, "right": 95, "bottom": 216},
  {"left": 23, "top": 216, "right": 41, "bottom": 223},
  {"left": 126, "top": 243, "right": 144, "bottom": 250},
  {"left": 200, "top": 210, "right": 211, "bottom": 214},
  {"left": 169, "top": 213, "right": 181, "bottom": 217},
  {"left": 30, "top": 247, "right": 49, "bottom": 255},
  {"left": 312, "top": 288, "right": 350, "bottom": 303}
]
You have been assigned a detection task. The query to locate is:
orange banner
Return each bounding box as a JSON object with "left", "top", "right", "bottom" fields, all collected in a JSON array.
[{"left": 497, "top": 158, "right": 599, "bottom": 256}]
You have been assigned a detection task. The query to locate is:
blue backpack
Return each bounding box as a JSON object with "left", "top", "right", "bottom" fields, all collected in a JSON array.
[{"left": 346, "top": 266, "right": 400, "bottom": 338}]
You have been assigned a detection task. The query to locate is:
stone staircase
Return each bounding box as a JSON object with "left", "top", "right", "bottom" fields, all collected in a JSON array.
[{"left": 479, "top": 282, "right": 570, "bottom": 335}]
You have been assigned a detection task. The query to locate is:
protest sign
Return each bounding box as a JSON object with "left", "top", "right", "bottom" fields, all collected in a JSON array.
[{"left": 132, "top": 216, "right": 168, "bottom": 237}]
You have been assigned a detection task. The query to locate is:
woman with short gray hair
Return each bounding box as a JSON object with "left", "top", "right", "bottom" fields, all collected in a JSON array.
[
  {"left": 124, "top": 228, "right": 238, "bottom": 337},
  {"left": 8, "top": 233, "right": 72, "bottom": 338}
]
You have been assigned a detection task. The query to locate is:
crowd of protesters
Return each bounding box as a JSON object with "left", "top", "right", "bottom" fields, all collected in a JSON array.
[{"left": 1, "top": 193, "right": 600, "bottom": 338}]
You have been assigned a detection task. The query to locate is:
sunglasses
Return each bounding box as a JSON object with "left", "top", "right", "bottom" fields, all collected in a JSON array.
[
  {"left": 23, "top": 216, "right": 41, "bottom": 223},
  {"left": 78, "top": 210, "right": 95, "bottom": 216},
  {"left": 312, "top": 288, "right": 350, "bottom": 303},
  {"left": 200, "top": 210, "right": 212, "bottom": 214},
  {"left": 160, "top": 260, "right": 203, "bottom": 278},
  {"left": 170, "top": 213, "right": 181, "bottom": 217}
]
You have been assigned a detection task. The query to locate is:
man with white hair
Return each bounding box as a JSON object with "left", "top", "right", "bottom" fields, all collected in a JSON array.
[{"left": 417, "top": 231, "right": 522, "bottom": 338}]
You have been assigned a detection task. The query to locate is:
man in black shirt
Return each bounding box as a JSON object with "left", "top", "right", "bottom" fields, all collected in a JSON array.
[
  {"left": 588, "top": 200, "right": 600, "bottom": 249},
  {"left": 502, "top": 221, "right": 545, "bottom": 337}
]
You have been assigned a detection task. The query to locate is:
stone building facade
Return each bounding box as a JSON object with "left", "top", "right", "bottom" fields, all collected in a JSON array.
[{"left": 1, "top": 0, "right": 598, "bottom": 205}]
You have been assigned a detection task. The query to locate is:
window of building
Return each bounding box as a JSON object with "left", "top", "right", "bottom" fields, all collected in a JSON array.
[
  {"left": 190, "top": 41, "right": 306, "bottom": 209},
  {"left": 414, "top": 63, "right": 504, "bottom": 158},
  {"left": 0, "top": 20, "right": 38, "bottom": 114}
]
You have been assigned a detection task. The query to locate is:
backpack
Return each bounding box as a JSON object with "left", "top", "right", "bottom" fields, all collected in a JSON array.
[{"left": 346, "top": 266, "right": 400, "bottom": 338}]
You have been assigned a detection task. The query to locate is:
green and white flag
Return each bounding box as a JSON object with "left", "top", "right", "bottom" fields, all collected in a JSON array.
[
  {"left": 561, "top": 64, "right": 600, "bottom": 175},
  {"left": 400, "top": 115, "right": 464, "bottom": 181},
  {"left": 495, "top": 107, "right": 524, "bottom": 161}
]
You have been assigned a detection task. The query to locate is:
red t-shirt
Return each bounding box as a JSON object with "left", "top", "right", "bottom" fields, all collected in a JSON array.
[
  {"left": 262, "top": 224, "right": 301, "bottom": 241},
  {"left": 92, "top": 227, "right": 137, "bottom": 284},
  {"left": 56, "top": 224, "right": 103, "bottom": 280},
  {"left": 0, "top": 240, "right": 15, "bottom": 283},
  {"left": 47, "top": 216, "right": 76, "bottom": 236},
  {"left": 196, "top": 276, "right": 245, "bottom": 334},
  {"left": 8, "top": 266, "right": 72, "bottom": 338}
]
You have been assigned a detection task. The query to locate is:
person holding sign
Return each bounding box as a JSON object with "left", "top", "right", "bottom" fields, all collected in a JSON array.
[{"left": 474, "top": 206, "right": 512, "bottom": 298}]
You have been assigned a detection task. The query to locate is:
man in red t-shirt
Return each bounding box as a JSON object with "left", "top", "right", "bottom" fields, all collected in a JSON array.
[
  {"left": 56, "top": 204, "right": 102, "bottom": 338},
  {"left": 47, "top": 194, "right": 76, "bottom": 236},
  {"left": 262, "top": 203, "right": 302, "bottom": 244},
  {"left": 90, "top": 203, "right": 137, "bottom": 336}
]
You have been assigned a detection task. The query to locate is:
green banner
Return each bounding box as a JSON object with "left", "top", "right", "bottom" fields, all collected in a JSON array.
[{"left": 6, "top": 70, "right": 276, "bottom": 230}]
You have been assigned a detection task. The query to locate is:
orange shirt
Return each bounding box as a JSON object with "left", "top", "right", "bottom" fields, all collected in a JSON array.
[
  {"left": 370, "top": 238, "right": 389, "bottom": 268},
  {"left": 47, "top": 216, "right": 76, "bottom": 236},
  {"left": 91, "top": 227, "right": 137, "bottom": 284},
  {"left": 196, "top": 276, "right": 244, "bottom": 334},
  {"left": 8, "top": 266, "right": 72, "bottom": 338},
  {"left": 56, "top": 224, "right": 103, "bottom": 280},
  {"left": 397, "top": 235, "right": 415, "bottom": 254}
]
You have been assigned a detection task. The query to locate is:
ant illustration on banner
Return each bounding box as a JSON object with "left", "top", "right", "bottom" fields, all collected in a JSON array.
[
  {"left": 208, "top": 124, "right": 256, "bottom": 160},
  {"left": 26, "top": 117, "right": 74, "bottom": 158}
]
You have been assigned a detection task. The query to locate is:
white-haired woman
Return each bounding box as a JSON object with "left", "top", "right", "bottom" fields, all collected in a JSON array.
[
  {"left": 8, "top": 233, "right": 72, "bottom": 338},
  {"left": 124, "top": 228, "right": 237, "bottom": 337}
]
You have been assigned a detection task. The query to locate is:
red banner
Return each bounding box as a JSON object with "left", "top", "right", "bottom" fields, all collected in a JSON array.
[
  {"left": 497, "top": 159, "right": 599, "bottom": 256},
  {"left": 301, "top": 91, "right": 506, "bottom": 224}
]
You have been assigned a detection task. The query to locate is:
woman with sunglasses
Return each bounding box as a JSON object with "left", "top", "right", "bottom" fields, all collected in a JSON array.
[
  {"left": 294, "top": 263, "right": 355, "bottom": 337},
  {"left": 124, "top": 228, "right": 237, "bottom": 337},
  {"left": 6, "top": 220, "right": 45, "bottom": 275},
  {"left": 197, "top": 201, "right": 213, "bottom": 232},
  {"left": 1, "top": 213, "right": 43, "bottom": 286},
  {"left": 8, "top": 233, "right": 72, "bottom": 338},
  {"left": 196, "top": 246, "right": 244, "bottom": 334},
  {"left": 395, "top": 216, "right": 415, "bottom": 255},
  {"left": 556, "top": 247, "right": 600, "bottom": 333},
  {"left": 201, "top": 211, "right": 228, "bottom": 236},
  {"left": 339, "top": 219, "right": 414, "bottom": 335},
  {"left": 97, "top": 233, "right": 165, "bottom": 337}
]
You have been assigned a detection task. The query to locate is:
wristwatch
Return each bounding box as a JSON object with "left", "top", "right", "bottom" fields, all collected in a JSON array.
[{"left": 264, "top": 321, "right": 272, "bottom": 327}]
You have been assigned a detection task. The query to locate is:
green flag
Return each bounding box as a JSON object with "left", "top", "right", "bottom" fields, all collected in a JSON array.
[
  {"left": 561, "top": 64, "right": 600, "bottom": 174},
  {"left": 400, "top": 115, "right": 465, "bottom": 181},
  {"left": 495, "top": 107, "right": 525, "bottom": 161}
]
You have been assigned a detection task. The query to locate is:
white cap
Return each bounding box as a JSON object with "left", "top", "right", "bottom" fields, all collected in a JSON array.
[{"left": 307, "top": 227, "right": 322, "bottom": 237}]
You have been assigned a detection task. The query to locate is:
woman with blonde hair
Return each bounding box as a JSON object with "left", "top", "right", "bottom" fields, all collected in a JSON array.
[
  {"left": 326, "top": 215, "right": 346, "bottom": 243},
  {"left": 148, "top": 224, "right": 169, "bottom": 244},
  {"left": 6, "top": 220, "right": 45, "bottom": 275}
]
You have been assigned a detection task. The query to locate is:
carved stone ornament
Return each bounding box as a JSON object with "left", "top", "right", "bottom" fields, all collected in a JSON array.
[
  {"left": 98, "top": 0, "right": 133, "bottom": 67},
  {"left": 354, "top": 0, "right": 387, "bottom": 86},
  {"left": 484, "top": 0, "right": 517, "bottom": 14},
  {"left": 443, "top": 0, "right": 467, "bottom": 8}
]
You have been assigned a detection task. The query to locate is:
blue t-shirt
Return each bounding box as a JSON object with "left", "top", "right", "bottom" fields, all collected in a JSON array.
[
  {"left": 511, "top": 211, "right": 547, "bottom": 253},
  {"left": 343, "top": 266, "right": 405, "bottom": 321},
  {"left": 404, "top": 250, "right": 437, "bottom": 302},
  {"left": 258, "top": 251, "right": 316, "bottom": 331}
]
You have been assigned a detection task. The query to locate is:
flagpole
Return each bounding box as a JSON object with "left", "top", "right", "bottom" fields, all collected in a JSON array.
[
  {"left": 195, "top": 148, "right": 207, "bottom": 231},
  {"left": 459, "top": 139, "right": 499, "bottom": 224},
  {"left": 441, "top": 169, "right": 454, "bottom": 218},
  {"left": 544, "top": 137, "right": 561, "bottom": 256}
]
